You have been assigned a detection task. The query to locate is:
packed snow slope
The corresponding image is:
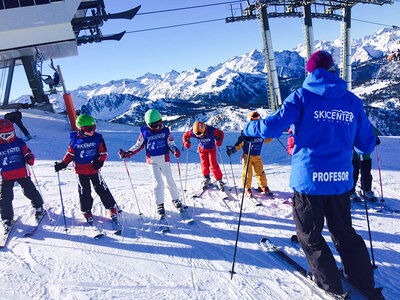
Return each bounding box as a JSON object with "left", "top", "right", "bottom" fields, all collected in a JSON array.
[{"left": 0, "top": 109, "right": 399, "bottom": 300}]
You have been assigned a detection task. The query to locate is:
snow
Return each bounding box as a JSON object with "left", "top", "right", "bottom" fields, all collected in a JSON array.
[{"left": 0, "top": 109, "right": 399, "bottom": 300}]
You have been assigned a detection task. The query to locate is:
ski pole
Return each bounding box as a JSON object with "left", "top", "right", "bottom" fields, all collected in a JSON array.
[
  {"left": 184, "top": 147, "right": 189, "bottom": 192},
  {"left": 122, "top": 157, "right": 142, "bottom": 215},
  {"left": 276, "top": 137, "right": 292, "bottom": 157},
  {"left": 230, "top": 141, "right": 252, "bottom": 279},
  {"left": 226, "top": 146, "right": 238, "bottom": 197},
  {"left": 376, "top": 145, "right": 384, "bottom": 202},
  {"left": 363, "top": 198, "right": 377, "bottom": 269},
  {"left": 176, "top": 157, "right": 187, "bottom": 206},
  {"left": 29, "top": 166, "right": 55, "bottom": 222},
  {"left": 98, "top": 171, "right": 122, "bottom": 213},
  {"left": 56, "top": 171, "right": 68, "bottom": 232},
  {"left": 218, "top": 146, "right": 230, "bottom": 189}
]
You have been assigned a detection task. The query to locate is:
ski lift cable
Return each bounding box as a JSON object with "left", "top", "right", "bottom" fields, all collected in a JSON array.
[
  {"left": 126, "top": 16, "right": 398, "bottom": 35},
  {"left": 125, "top": 18, "right": 226, "bottom": 34},
  {"left": 352, "top": 18, "right": 399, "bottom": 28},
  {"left": 136, "top": 1, "right": 245, "bottom": 16}
]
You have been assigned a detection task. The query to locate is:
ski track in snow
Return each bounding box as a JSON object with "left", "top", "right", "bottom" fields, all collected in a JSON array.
[{"left": 0, "top": 109, "right": 398, "bottom": 299}]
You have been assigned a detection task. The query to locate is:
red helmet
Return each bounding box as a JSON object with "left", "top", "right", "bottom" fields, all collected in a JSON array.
[{"left": 0, "top": 119, "right": 15, "bottom": 143}]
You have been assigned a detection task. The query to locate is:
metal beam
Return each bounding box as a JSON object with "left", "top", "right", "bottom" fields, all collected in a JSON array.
[
  {"left": 342, "top": 6, "right": 352, "bottom": 90},
  {"left": 2, "top": 58, "right": 15, "bottom": 106},
  {"left": 258, "top": 4, "right": 282, "bottom": 110},
  {"left": 21, "top": 55, "right": 49, "bottom": 105}
]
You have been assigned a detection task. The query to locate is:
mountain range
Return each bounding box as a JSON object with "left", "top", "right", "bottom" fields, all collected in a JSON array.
[{"left": 14, "top": 27, "right": 400, "bottom": 135}]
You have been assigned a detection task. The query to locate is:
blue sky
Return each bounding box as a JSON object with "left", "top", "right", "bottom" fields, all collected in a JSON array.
[{"left": 8, "top": 0, "right": 400, "bottom": 100}]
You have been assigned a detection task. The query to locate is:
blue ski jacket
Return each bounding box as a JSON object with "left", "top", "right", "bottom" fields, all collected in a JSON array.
[{"left": 243, "top": 68, "right": 377, "bottom": 195}]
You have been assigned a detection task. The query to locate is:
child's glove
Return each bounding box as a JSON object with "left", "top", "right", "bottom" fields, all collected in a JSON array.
[
  {"left": 376, "top": 137, "right": 381, "bottom": 145},
  {"left": 173, "top": 149, "right": 181, "bottom": 158},
  {"left": 226, "top": 146, "right": 236, "bottom": 157},
  {"left": 92, "top": 160, "right": 104, "bottom": 170},
  {"left": 215, "top": 140, "right": 222, "bottom": 147},
  {"left": 25, "top": 153, "right": 34, "bottom": 166},
  {"left": 184, "top": 142, "right": 191, "bottom": 149},
  {"left": 54, "top": 161, "right": 67, "bottom": 172},
  {"left": 119, "top": 149, "right": 133, "bottom": 159}
]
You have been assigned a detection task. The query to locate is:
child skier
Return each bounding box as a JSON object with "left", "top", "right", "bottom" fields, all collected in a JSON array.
[
  {"left": 119, "top": 109, "right": 182, "bottom": 217},
  {"left": 287, "top": 127, "right": 294, "bottom": 156},
  {"left": 54, "top": 114, "right": 118, "bottom": 224},
  {"left": 226, "top": 112, "right": 273, "bottom": 197},
  {"left": 183, "top": 121, "right": 225, "bottom": 191},
  {"left": 0, "top": 119, "right": 44, "bottom": 233}
]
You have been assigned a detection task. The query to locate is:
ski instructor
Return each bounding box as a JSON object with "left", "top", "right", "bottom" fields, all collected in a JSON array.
[{"left": 242, "top": 51, "right": 383, "bottom": 299}]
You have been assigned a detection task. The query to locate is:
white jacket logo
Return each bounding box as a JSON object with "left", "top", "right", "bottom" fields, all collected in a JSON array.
[{"left": 314, "top": 110, "right": 353, "bottom": 123}]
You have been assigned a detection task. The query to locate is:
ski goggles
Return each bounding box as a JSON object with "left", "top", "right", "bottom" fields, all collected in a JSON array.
[
  {"left": 82, "top": 125, "right": 96, "bottom": 132},
  {"left": 0, "top": 131, "right": 15, "bottom": 141},
  {"left": 149, "top": 120, "right": 162, "bottom": 130}
]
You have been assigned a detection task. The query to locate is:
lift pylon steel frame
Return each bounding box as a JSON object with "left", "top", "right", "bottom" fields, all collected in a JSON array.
[{"left": 226, "top": 0, "right": 393, "bottom": 109}]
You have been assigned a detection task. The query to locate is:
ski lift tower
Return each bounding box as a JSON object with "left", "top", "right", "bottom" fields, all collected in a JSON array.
[
  {"left": 226, "top": 0, "right": 393, "bottom": 111},
  {"left": 0, "top": 0, "right": 141, "bottom": 111}
]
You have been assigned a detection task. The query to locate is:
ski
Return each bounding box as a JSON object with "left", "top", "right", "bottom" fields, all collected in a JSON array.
[
  {"left": 219, "top": 190, "right": 229, "bottom": 200},
  {"left": 87, "top": 221, "right": 104, "bottom": 239},
  {"left": 247, "top": 194, "right": 262, "bottom": 206},
  {"left": 192, "top": 180, "right": 217, "bottom": 198},
  {"left": 179, "top": 208, "right": 194, "bottom": 224},
  {"left": 352, "top": 197, "right": 399, "bottom": 214},
  {"left": 157, "top": 215, "right": 170, "bottom": 233},
  {"left": 0, "top": 217, "right": 20, "bottom": 248},
  {"left": 260, "top": 238, "right": 350, "bottom": 300},
  {"left": 111, "top": 219, "right": 122, "bottom": 235},
  {"left": 192, "top": 185, "right": 212, "bottom": 198},
  {"left": 24, "top": 210, "right": 48, "bottom": 237},
  {"left": 290, "top": 236, "right": 374, "bottom": 299}
]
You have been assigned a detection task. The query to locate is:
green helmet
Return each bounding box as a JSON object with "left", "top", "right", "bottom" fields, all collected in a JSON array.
[
  {"left": 76, "top": 114, "right": 96, "bottom": 129},
  {"left": 144, "top": 109, "right": 162, "bottom": 125}
]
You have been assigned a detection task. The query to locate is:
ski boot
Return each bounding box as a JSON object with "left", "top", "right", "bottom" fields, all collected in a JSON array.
[
  {"left": 217, "top": 179, "right": 225, "bottom": 192},
  {"left": 363, "top": 190, "right": 378, "bottom": 203},
  {"left": 245, "top": 189, "right": 253, "bottom": 198},
  {"left": 258, "top": 186, "right": 271, "bottom": 195},
  {"left": 157, "top": 203, "right": 165, "bottom": 216},
  {"left": 202, "top": 175, "right": 211, "bottom": 190},
  {"left": 83, "top": 211, "right": 94, "bottom": 224},
  {"left": 350, "top": 192, "right": 362, "bottom": 202},
  {"left": 34, "top": 207, "right": 45, "bottom": 221},
  {"left": 364, "top": 287, "right": 384, "bottom": 300},
  {"left": 172, "top": 199, "right": 183, "bottom": 210},
  {"left": 2, "top": 219, "right": 11, "bottom": 234},
  {"left": 109, "top": 206, "right": 118, "bottom": 221}
]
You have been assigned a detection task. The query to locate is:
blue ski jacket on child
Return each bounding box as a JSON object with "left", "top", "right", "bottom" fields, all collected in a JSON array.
[{"left": 243, "top": 68, "right": 376, "bottom": 195}]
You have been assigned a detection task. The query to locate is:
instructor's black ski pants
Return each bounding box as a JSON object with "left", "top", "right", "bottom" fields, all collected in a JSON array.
[
  {"left": 78, "top": 173, "right": 116, "bottom": 213},
  {"left": 292, "top": 191, "right": 375, "bottom": 295},
  {"left": 0, "top": 177, "right": 43, "bottom": 221}
]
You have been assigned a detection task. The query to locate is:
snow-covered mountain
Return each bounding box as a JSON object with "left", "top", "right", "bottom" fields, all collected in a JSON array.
[
  {"left": 295, "top": 27, "right": 400, "bottom": 65},
  {"left": 13, "top": 27, "right": 400, "bottom": 135}
]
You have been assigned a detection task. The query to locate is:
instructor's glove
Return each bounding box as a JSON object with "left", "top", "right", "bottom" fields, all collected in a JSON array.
[
  {"left": 25, "top": 153, "right": 34, "bottom": 166},
  {"left": 54, "top": 161, "right": 67, "bottom": 172},
  {"left": 184, "top": 141, "right": 191, "bottom": 149},
  {"left": 376, "top": 136, "right": 380, "bottom": 146},
  {"left": 92, "top": 160, "right": 104, "bottom": 170},
  {"left": 226, "top": 146, "right": 236, "bottom": 157},
  {"left": 119, "top": 149, "right": 133, "bottom": 159},
  {"left": 173, "top": 149, "right": 181, "bottom": 158}
]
